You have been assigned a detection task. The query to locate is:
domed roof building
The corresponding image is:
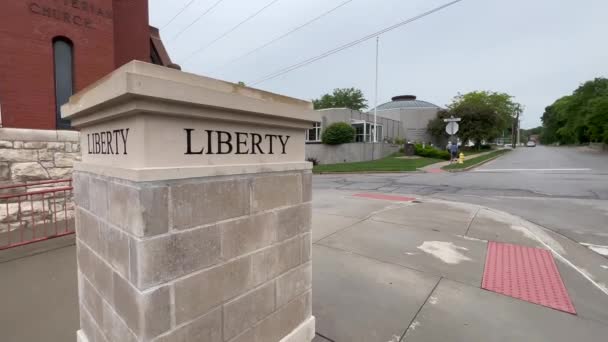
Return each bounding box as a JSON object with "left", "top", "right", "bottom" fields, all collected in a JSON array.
[
  {"left": 375, "top": 95, "right": 441, "bottom": 111},
  {"left": 369, "top": 95, "right": 442, "bottom": 144}
]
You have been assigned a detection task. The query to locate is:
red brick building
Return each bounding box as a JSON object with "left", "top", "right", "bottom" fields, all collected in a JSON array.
[{"left": 0, "top": 0, "right": 172, "bottom": 130}]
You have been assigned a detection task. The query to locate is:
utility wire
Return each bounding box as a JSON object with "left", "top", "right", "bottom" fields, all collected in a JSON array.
[
  {"left": 161, "top": 0, "right": 198, "bottom": 30},
  {"left": 251, "top": 0, "right": 464, "bottom": 85},
  {"left": 212, "top": 0, "right": 354, "bottom": 73},
  {"left": 180, "top": 0, "right": 283, "bottom": 65},
  {"left": 168, "top": 0, "right": 226, "bottom": 43}
]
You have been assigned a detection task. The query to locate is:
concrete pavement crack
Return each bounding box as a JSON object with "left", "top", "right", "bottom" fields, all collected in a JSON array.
[
  {"left": 399, "top": 277, "right": 443, "bottom": 342},
  {"left": 464, "top": 207, "right": 481, "bottom": 237}
]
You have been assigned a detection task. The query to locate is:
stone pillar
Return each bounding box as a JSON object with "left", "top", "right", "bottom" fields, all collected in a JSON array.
[{"left": 63, "top": 61, "right": 318, "bottom": 342}]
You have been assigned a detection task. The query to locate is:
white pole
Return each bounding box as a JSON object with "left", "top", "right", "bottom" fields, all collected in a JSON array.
[{"left": 373, "top": 36, "right": 379, "bottom": 143}]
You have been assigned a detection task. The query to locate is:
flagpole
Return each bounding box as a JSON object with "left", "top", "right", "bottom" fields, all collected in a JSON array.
[{"left": 373, "top": 36, "right": 379, "bottom": 143}]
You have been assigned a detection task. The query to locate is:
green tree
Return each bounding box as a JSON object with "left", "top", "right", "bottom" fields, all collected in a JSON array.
[
  {"left": 428, "top": 91, "right": 521, "bottom": 148},
  {"left": 541, "top": 78, "right": 608, "bottom": 144},
  {"left": 313, "top": 88, "right": 368, "bottom": 111}
]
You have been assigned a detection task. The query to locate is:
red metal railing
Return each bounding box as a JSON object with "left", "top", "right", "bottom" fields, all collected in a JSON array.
[{"left": 0, "top": 179, "right": 74, "bottom": 250}]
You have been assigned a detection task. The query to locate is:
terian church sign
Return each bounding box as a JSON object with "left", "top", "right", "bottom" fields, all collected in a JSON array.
[{"left": 28, "top": 0, "right": 113, "bottom": 29}]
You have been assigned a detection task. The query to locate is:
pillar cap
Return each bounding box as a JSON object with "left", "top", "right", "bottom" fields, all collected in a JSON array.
[{"left": 61, "top": 61, "right": 319, "bottom": 128}]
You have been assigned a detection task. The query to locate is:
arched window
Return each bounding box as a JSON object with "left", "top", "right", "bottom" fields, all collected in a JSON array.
[{"left": 53, "top": 38, "right": 73, "bottom": 129}]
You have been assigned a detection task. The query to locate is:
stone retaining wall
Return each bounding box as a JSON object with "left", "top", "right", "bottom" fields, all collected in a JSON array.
[
  {"left": 0, "top": 128, "right": 81, "bottom": 184},
  {"left": 0, "top": 128, "right": 80, "bottom": 235}
]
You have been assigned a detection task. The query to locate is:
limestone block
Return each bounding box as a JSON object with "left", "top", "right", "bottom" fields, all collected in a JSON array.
[
  {"left": 0, "top": 162, "right": 9, "bottom": 180},
  {"left": 57, "top": 129, "right": 80, "bottom": 142},
  {"left": 80, "top": 304, "right": 106, "bottom": 342},
  {"left": 10, "top": 162, "right": 49, "bottom": 181},
  {"left": 76, "top": 208, "right": 101, "bottom": 254},
  {"left": 154, "top": 307, "right": 222, "bottom": 342},
  {"left": 100, "top": 300, "right": 138, "bottom": 342},
  {"left": 0, "top": 149, "right": 37, "bottom": 162},
  {"left": 301, "top": 233, "right": 311, "bottom": 263},
  {"left": 13, "top": 141, "right": 24, "bottom": 149},
  {"left": 252, "top": 237, "right": 302, "bottom": 282},
  {"left": 302, "top": 172, "right": 312, "bottom": 203},
  {"left": 224, "top": 281, "right": 276, "bottom": 340},
  {"left": 89, "top": 177, "right": 108, "bottom": 219},
  {"left": 113, "top": 272, "right": 171, "bottom": 340},
  {"left": 174, "top": 264, "right": 225, "bottom": 325},
  {"left": 47, "top": 142, "right": 67, "bottom": 150},
  {"left": 72, "top": 143, "right": 81, "bottom": 152},
  {"left": 220, "top": 211, "right": 277, "bottom": 260},
  {"left": 76, "top": 242, "right": 114, "bottom": 303},
  {"left": 78, "top": 212, "right": 130, "bottom": 278},
  {"left": 48, "top": 167, "right": 72, "bottom": 179},
  {"left": 130, "top": 225, "right": 221, "bottom": 289},
  {"left": 276, "top": 204, "right": 312, "bottom": 241},
  {"left": 54, "top": 152, "right": 80, "bottom": 167},
  {"left": 0, "top": 141, "right": 13, "bottom": 148},
  {"left": 23, "top": 142, "right": 47, "bottom": 149},
  {"left": 107, "top": 182, "right": 169, "bottom": 237},
  {"left": 251, "top": 174, "right": 302, "bottom": 212},
  {"left": 0, "top": 201, "right": 46, "bottom": 223},
  {"left": 0, "top": 128, "right": 58, "bottom": 142},
  {"left": 80, "top": 273, "right": 104, "bottom": 324},
  {"left": 73, "top": 173, "right": 90, "bottom": 210},
  {"left": 276, "top": 262, "right": 312, "bottom": 307},
  {"left": 38, "top": 150, "right": 54, "bottom": 161},
  {"left": 230, "top": 291, "right": 311, "bottom": 342},
  {"left": 65, "top": 143, "right": 73, "bottom": 152},
  {"left": 170, "top": 178, "right": 250, "bottom": 230}
]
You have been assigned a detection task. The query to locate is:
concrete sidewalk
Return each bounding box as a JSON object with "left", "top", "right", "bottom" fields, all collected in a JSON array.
[
  {"left": 2, "top": 188, "right": 608, "bottom": 341},
  {"left": 420, "top": 150, "right": 497, "bottom": 172},
  {"left": 311, "top": 189, "right": 608, "bottom": 342}
]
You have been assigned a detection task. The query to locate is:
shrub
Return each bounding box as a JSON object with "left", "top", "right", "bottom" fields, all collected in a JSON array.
[
  {"left": 414, "top": 144, "right": 450, "bottom": 160},
  {"left": 394, "top": 138, "right": 406, "bottom": 145},
  {"left": 322, "top": 122, "right": 355, "bottom": 145},
  {"left": 306, "top": 157, "right": 319, "bottom": 166}
]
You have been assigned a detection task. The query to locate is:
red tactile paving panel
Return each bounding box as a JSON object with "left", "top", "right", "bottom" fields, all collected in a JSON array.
[
  {"left": 427, "top": 168, "right": 445, "bottom": 173},
  {"left": 352, "top": 193, "right": 416, "bottom": 202},
  {"left": 482, "top": 242, "right": 576, "bottom": 314}
]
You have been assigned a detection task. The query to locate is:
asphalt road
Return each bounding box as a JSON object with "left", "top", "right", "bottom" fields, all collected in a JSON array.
[{"left": 314, "top": 145, "right": 608, "bottom": 249}]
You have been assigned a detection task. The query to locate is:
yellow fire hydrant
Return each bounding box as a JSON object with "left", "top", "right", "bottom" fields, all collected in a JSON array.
[{"left": 458, "top": 152, "right": 465, "bottom": 164}]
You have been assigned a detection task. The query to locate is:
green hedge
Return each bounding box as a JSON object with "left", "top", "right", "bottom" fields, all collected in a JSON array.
[
  {"left": 321, "top": 122, "right": 355, "bottom": 145},
  {"left": 414, "top": 144, "right": 451, "bottom": 160}
]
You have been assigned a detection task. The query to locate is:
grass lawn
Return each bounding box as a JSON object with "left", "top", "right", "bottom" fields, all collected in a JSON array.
[
  {"left": 313, "top": 154, "right": 443, "bottom": 173},
  {"left": 442, "top": 149, "right": 510, "bottom": 171}
]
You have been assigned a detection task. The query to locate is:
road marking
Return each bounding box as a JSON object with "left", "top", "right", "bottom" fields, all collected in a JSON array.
[
  {"left": 474, "top": 168, "right": 592, "bottom": 172},
  {"left": 580, "top": 243, "right": 608, "bottom": 257}
]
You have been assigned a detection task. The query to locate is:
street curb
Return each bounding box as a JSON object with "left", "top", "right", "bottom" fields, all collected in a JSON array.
[
  {"left": 313, "top": 170, "right": 425, "bottom": 175},
  {"left": 443, "top": 150, "right": 510, "bottom": 172}
]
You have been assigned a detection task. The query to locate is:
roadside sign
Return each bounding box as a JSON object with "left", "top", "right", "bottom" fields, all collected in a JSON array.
[
  {"left": 445, "top": 122, "right": 459, "bottom": 135},
  {"left": 443, "top": 116, "right": 462, "bottom": 123}
]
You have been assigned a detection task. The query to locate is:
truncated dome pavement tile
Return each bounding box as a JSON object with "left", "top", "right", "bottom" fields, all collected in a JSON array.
[{"left": 482, "top": 241, "right": 576, "bottom": 314}]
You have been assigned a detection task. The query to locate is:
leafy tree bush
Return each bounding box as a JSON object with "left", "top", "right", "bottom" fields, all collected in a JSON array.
[
  {"left": 541, "top": 78, "right": 608, "bottom": 144},
  {"left": 321, "top": 122, "right": 356, "bottom": 145},
  {"left": 428, "top": 92, "right": 522, "bottom": 148},
  {"left": 313, "top": 88, "right": 368, "bottom": 111},
  {"left": 414, "top": 144, "right": 450, "bottom": 160}
]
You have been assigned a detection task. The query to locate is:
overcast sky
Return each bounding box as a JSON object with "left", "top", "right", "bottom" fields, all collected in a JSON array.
[{"left": 149, "top": 0, "right": 607, "bottom": 128}]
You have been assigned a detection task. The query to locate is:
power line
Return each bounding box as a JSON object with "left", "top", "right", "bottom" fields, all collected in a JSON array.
[
  {"left": 212, "top": 0, "right": 354, "bottom": 73},
  {"left": 180, "top": 0, "right": 283, "bottom": 65},
  {"left": 161, "top": 0, "right": 198, "bottom": 30},
  {"left": 168, "top": 0, "right": 227, "bottom": 43},
  {"left": 250, "top": 0, "right": 464, "bottom": 86}
]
